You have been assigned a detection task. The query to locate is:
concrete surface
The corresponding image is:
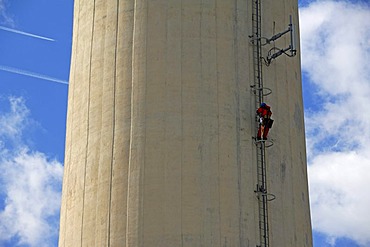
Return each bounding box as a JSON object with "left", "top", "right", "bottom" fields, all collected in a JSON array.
[{"left": 58, "top": 0, "right": 312, "bottom": 246}]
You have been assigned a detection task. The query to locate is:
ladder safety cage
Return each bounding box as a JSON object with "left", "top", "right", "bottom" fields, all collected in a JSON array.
[{"left": 250, "top": 85, "right": 272, "bottom": 97}]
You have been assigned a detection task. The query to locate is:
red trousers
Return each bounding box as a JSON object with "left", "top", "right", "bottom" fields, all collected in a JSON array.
[{"left": 257, "top": 125, "right": 270, "bottom": 139}]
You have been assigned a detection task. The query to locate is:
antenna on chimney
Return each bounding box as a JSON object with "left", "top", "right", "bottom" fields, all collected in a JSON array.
[{"left": 265, "top": 15, "right": 297, "bottom": 65}]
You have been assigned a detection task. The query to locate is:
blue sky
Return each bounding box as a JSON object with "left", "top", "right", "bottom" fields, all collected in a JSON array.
[
  {"left": 0, "top": 0, "right": 369, "bottom": 246},
  {"left": 0, "top": 1, "right": 72, "bottom": 246}
]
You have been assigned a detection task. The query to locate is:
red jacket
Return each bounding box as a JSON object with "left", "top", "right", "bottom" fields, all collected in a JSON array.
[{"left": 257, "top": 105, "right": 272, "bottom": 118}]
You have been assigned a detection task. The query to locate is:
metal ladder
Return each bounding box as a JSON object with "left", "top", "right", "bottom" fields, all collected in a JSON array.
[{"left": 250, "top": 0, "right": 275, "bottom": 246}]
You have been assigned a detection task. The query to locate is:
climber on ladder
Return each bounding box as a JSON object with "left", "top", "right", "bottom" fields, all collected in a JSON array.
[{"left": 256, "top": 102, "right": 273, "bottom": 140}]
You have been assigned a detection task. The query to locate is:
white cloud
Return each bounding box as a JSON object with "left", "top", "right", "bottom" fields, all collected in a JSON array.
[
  {"left": 300, "top": 0, "right": 370, "bottom": 246},
  {"left": 0, "top": 96, "right": 30, "bottom": 146},
  {"left": 0, "top": 96, "right": 63, "bottom": 247},
  {"left": 308, "top": 151, "right": 370, "bottom": 245},
  {"left": 0, "top": 0, "right": 14, "bottom": 27}
]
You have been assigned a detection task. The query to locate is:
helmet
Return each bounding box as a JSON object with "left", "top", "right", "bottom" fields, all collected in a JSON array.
[{"left": 260, "top": 102, "right": 266, "bottom": 107}]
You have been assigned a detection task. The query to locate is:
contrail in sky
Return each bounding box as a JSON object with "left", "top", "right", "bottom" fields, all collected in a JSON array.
[
  {"left": 0, "top": 65, "right": 68, "bottom": 85},
  {"left": 0, "top": 26, "right": 55, "bottom": 42}
]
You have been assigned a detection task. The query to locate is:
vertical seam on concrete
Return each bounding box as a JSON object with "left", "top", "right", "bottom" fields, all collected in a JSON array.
[
  {"left": 126, "top": 1, "right": 135, "bottom": 245},
  {"left": 164, "top": 0, "right": 168, "bottom": 241},
  {"left": 141, "top": 0, "right": 148, "bottom": 244},
  {"left": 199, "top": 1, "right": 205, "bottom": 245},
  {"left": 215, "top": 0, "right": 222, "bottom": 245},
  {"left": 126, "top": 0, "right": 137, "bottom": 244},
  {"left": 107, "top": 1, "right": 120, "bottom": 245},
  {"left": 180, "top": 0, "right": 183, "bottom": 245},
  {"left": 80, "top": 0, "right": 96, "bottom": 245},
  {"left": 234, "top": 1, "right": 244, "bottom": 245}
]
